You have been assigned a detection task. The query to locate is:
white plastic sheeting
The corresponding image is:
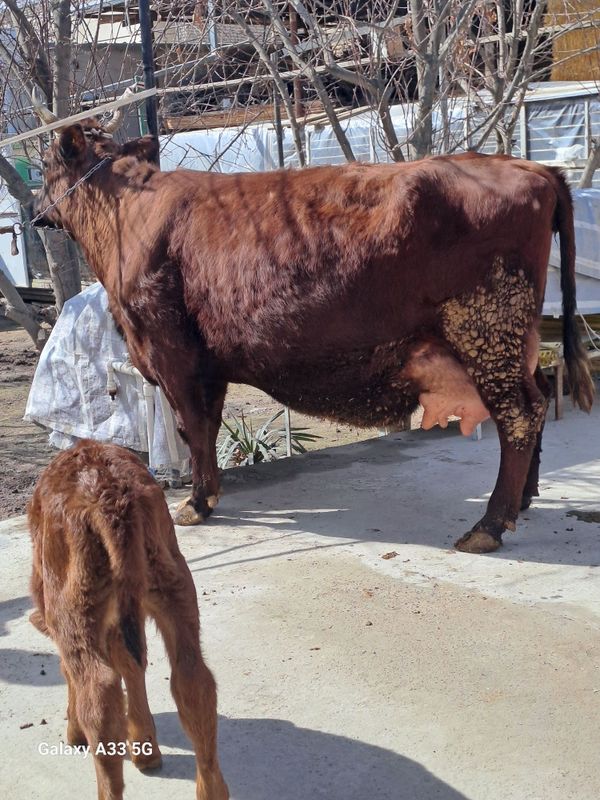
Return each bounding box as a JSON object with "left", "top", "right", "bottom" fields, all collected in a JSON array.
[
  {"left": 546, "top": 189, "right": 600, "bottom": 315},
  {"left": 24, "top": 283, "right": 190, "bottom": 471},
  {"left": 159, "top": 101, "right": 470, "bottom": 171},
  {"left": 0, "top": 187, "right": 27, "bottom": 286},
  {"left": 160, "top": 85, "right": 600, "bottom": 179}
]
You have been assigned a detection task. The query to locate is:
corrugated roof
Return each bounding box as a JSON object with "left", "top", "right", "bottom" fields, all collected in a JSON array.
[{"left": 524, "top": 81, "right": 600, "bottom": 102}]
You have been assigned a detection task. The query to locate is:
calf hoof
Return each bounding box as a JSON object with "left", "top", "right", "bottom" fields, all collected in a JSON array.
[
  {"left": 67, "top": 727, "right": 88, "bottom": 747},
  {"left": 29, "top": 610, "right": 49, "bottom": 635},
  {"left": 132, "top": 750, "right": 163, "bottom": 772},
  {"left": 455, "top": 530, "right": 502, "bottom": 554},
  {"left": 173, "top": 498, "right": 210, "bottom": 526}
]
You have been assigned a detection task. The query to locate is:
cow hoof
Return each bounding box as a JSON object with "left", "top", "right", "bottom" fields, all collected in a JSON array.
[
  {"left": 173, "top": 498, "right": 207, "bottom": 526},
  {"left": 520, "top": 495, "right": 533, "bottom": 511},
  {"left": 454, "top": 530, "right": 502, "bottom": 554}
]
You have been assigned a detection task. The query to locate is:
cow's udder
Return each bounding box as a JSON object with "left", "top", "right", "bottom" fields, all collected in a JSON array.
[{"left": 404, "top": 343, "right": 490, "bottom": 436}]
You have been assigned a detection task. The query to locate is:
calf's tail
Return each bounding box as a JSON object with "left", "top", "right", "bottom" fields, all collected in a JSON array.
[
  {"left": 92, "top": 496, "right": 147, "bottom": 666},
  {"left": 553, "top": 170, "right": 595, "bottom": 412}
]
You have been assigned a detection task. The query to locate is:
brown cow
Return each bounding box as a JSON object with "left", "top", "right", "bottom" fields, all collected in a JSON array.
[
  {"left": 28, "top": 439, "right": 229, "bottom": 800},
  {"left": 33, "top": 123, "right": 594, "bottom": 553}
]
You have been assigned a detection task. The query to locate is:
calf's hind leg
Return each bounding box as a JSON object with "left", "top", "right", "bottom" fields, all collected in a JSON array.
[
  {"left": 62, "top": 664, "right": 88, "bottom": 746},
  {"left": 71, "top": 659, "right": 127, "bottom": 800},
  {"left": 148, "top": 556, "right": 228, "bottom": 800},
  {"left": 110, "top": 636, "right": 162, "bottom": 771}
]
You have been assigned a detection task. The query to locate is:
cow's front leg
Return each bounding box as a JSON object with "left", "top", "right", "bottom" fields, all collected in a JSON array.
[
  {"left": 171, "top": 381, "right": 227, "bottom": 527},
  {"left": 128, "top": 338, "right": 227, "bottom": 525},
  {"left": 117, "top": 316, "right": 227, "bottom": 526}
]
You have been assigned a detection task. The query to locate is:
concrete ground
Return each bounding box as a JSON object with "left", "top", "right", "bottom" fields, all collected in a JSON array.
[{"left": 1, "top": 403, "right": 599, "bottom": 800}]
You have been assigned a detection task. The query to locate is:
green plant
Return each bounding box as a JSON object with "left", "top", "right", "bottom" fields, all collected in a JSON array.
[{"left": 216, "top": 409, "right": 321, "bottom": 469}]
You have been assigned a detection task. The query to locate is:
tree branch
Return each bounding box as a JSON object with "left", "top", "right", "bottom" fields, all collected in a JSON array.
[
  {"left": 3, "top": 0, "right": 52, "bottom": 102},
  {"left": 578, "top": 139, "right": 600, "bottom": 189},
  {"left": 52, "top": 0, "right": 72, "bottom": 118},
  {"left": 0, "top": 266, "right": 43, "bottom": 349},
  {"left": 261, "top": 0, "right": 356, "bottom": 162},
  {"left": 227, "top": 9, "right": 306, "bottom": 166}
]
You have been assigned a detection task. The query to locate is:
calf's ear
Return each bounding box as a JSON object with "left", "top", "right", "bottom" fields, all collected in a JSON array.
[
  {"left": 58, "top": 125, "right": 87, "bottom": 162},
  {"left": 120, "top": 135, "right": 159, "bottom": 164}
]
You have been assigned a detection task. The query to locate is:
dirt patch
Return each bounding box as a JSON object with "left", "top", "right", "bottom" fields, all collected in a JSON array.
[
  {"left": 0, "top": 321, "right": 378, "bottom": 521},
  {"left": 566, "top": 509, "right": 600, "bottom": 524},
  {"left": 0, "top": 321, "right": 54, "bottom": 521}
]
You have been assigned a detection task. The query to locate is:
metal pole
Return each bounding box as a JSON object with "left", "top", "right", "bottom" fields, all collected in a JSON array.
[
  {"left": 271, "top": 60, "right": 292, "bottom": 454},
  {"left": 207, "top": 0, "right": 219, "bottom": 52},
  {"left": 138, "top": 0, "right": 160, "bottom": 164},
  {"left": 272, "top": 71, "right": 285, "bottom": 169},
  {"left": 284, "top": 408, "right": 292, "bottom": 457}
]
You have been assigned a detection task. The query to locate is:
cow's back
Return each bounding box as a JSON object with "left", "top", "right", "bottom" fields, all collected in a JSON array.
[{"left": 157, "top": 156, "right": 557, "bottom": 373}]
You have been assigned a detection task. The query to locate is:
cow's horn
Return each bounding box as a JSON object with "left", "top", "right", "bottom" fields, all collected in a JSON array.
[
  {"left": 31, "top": 85, "right": 58, "bottom": 124},
  {"left": 103, "top": 86, "right": 135, "bottom": 133}
]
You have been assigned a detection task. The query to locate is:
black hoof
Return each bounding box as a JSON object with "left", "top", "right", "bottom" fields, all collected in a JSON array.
[
  {"left": 172, "top": 498, "right": 213, "bottom": 526},
  {"left": 520, "top": 495, "right": 533, "bottom": 511}
]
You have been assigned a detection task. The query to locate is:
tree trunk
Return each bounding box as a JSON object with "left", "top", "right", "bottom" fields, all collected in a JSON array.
[
  {"left": 0, "top": 152, "right": 81, "bottom": 314},
  {"left": 38, "top": 229, "right": 81, "bottom": 309},
  {"left": 411, "top": 55, "right": 437, "bottom": 160},
  {"left": 0, "top": 268, "right": 43, "bottom": 348},
  {"left": 578, "top": 139, "right": 600, "bottom": 189},
  {"left": 52, "top": 0, "right": 72, "bottom": 118}
]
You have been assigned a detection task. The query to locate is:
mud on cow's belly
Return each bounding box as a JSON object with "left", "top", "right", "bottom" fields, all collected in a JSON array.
[
  {"left": 259, "top": 337, "right": 491, "bottom": 434},
  {"left": 260, "top": 339, "right": 421, "bottom": 429}
]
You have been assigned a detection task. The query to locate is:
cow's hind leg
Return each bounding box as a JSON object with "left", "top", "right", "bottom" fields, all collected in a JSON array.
[
  {"left": 148, "top": 558, "right": 229, "bottom": 800},
  {"left": 441, "top": 257, "right": 547, "bottom": 553},
  {"left": 455, "top": 420, "right": 542, "bottom": 554},
  {"left": 521, "top": 366, "right": 551, "bottom": 511}
]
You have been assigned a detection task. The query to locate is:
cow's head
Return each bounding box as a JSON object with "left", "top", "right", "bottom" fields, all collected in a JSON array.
[{"left": 33, "top": 121, "right": 159, "bottom": 231}]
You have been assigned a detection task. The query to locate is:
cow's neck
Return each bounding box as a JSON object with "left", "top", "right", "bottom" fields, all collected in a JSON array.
[{"left": 64, "top": 184, "right": 130, "bottom": 286}]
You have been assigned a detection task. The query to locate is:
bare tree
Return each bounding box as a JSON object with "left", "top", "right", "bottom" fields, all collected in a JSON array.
[
  {"left": 0, "top": 0, "right": 82, "bottom": 344},
  {"left": 2, "top": 0, "right": 600, "bottom": 349}
]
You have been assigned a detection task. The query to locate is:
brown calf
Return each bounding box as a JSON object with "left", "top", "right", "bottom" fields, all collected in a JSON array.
[{"left": 28, "top": 439, "right": 228, "bottom": 800}]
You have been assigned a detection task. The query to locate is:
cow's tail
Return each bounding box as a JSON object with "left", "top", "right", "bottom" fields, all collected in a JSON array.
[
  {"left": 90, "top": 495, "right": 147, "bottom": 666},
  {"left": 553, "top": 170, "right": 595, "bottom": 412}
]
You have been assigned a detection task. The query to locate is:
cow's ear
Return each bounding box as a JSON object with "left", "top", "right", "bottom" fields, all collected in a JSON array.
[
  {"left": 58, "top": 125, "right": 87, "bottom": 162},
  {"left": 120, "top": 135, "right": 159, "bottom": 164}
]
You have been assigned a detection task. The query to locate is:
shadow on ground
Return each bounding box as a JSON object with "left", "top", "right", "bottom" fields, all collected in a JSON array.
[
  {"left": 0, "top": 647, "right": 62, "bottom": 686},
  {"left": 175, "top": 419, "right": 600, "bottom": 570},
  {"left": 153, "top": 712, "right": 470, "bottom": 800},
  {"left": 0, "top": 596, "right": 31, "bottom": 636}
]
